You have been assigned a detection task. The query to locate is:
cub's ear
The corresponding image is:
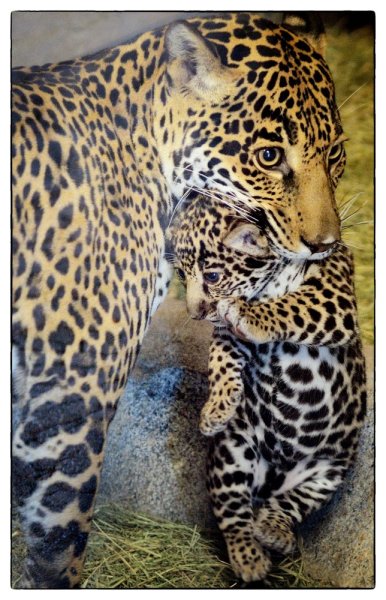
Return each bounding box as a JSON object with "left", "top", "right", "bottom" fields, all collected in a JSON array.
[
  {"left": 282, "top": 12, "right": 326, "bottom": 57},
  {"left": 222, "top": 223, "right": 270, "bottom": 257},
  {"left": 165, "top": 21, "right": 235, "bottom": 103}
]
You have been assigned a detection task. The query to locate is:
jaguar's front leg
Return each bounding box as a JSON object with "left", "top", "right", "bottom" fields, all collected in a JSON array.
[
  {"left": 13, "top": 393, "right": 111, "bottom": 588},
  {"left": 200, "top": 327, "right": 249, "bottom": 436},
  {"left": 12, "top": 379, "right": 117, "bottom": 588}
]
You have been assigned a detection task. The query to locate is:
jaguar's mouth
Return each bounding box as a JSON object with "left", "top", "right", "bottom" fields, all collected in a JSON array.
[
  {"left": 308, "top": 243, "right": 339, "bottom": 261},
  {"left": 249, "top": 209, "right": 339, "bottom": 262},
  {"left": 273, "top": 242, "right": 338, "bottom": 262}
]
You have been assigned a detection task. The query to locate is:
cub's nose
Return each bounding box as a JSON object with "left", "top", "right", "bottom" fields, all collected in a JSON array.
[
  {"left": 301, "top": 235, "right": 337, "bottom": 255},
  {"left": 188, "top": 300, "right": 210, "bottom": 320}
]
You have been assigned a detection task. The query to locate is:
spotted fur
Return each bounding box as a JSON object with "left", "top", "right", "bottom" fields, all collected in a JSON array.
[
  {"left": 13, "top": 13, "right": 348, "bottom": 587},
  {"left": 171, "top": 196, "right": 366, "bottom": 582}
]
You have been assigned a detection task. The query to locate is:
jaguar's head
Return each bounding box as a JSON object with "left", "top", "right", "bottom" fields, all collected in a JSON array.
[{"left": 157, "top": 14, "right": 344, "bottom": 260}]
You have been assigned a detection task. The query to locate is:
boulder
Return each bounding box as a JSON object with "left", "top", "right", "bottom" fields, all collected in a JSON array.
[{"left": 99, "top": 366, "right": 213, "bottom": 526}]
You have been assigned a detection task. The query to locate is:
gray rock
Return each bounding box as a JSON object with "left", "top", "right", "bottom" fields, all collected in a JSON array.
[
  {"left": 99, "top": 296, "right": 374, "bottom": 587},
  {"left": 132, "top": 297, "right": 212, "bottom": 376},
  {"left": 99, "top": 366, "right": 214, "bottom": 527},
  {"left": 99, "top": 297, "right": 215, "bottom": 525}
]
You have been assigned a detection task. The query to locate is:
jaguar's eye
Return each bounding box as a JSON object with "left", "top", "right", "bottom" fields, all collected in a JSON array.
[
  {"left": 176, "top": 268, "right": 186, "bottom": 282},
  {"left": 203, "top": 272, "right": 221, "bottom": 284},
  {"left": 256, "top": 147, "right": 283, "bottom": 169},
  {"left": 328, "top": 143, "right": 344, "bottom": 165}
]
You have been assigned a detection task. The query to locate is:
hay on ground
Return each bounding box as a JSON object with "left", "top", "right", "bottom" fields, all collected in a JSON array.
[{"left": 12, "top": 504, "right": 317, "bottom": 589}]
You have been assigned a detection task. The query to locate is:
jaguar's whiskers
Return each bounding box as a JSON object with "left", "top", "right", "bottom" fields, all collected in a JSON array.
[
  {"left": 171, "top": 165, "right": 255, "bottom": 224},
  {"left": 338, "top": 81, "right": 369, "bottom": 111}
]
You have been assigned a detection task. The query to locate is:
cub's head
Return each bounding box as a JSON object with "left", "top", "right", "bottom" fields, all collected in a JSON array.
[
  {"left": 169, "top": 195, "right": 278, "bottom": 321},
  {"left": 158, "top": 13, "right": 345, "bottom": 259}
]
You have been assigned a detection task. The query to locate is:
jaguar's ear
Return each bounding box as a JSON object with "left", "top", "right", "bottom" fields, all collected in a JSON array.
[
  {"left": 222, "top": 223, "right": 270, "bottom": 257},
  {"left": 165, "top": 21, "right": 234, "bottom": 103},
  {"left": 282, "top": 12, "right": 326, "bottom": 58}
]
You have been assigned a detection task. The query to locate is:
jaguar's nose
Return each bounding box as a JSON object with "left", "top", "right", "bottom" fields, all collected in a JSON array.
[{"left": 301, "top": 236, "right": 337, "bottom": 255}]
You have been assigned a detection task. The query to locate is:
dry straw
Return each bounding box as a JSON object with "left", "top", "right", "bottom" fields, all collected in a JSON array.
[{"left": 12, "top": 504, "right": 316, "bottom": 589}]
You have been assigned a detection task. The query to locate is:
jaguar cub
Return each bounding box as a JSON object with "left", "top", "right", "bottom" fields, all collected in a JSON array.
[{"left": 170, "top": 196, "right": 366, "bottom": 582}]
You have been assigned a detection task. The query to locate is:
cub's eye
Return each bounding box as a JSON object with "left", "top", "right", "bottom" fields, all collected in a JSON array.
[
  {"left": 176, "top": 268, "right": 186, "bottom": 282},
  {"left": 203, "top": 272, "right": 221, "bottom": 284},
  {"left": 328, "top": 143, "right": 344, "bottom": 166},
  {"left": 256, "top": 147, "right": 283, "bottom": 169}
]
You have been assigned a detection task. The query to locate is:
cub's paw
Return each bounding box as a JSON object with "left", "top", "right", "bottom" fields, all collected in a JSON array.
[
  {"left": 225, "top": 533, "right": 271, "bottom": 583},
  {"left": 217, "top": 298, "right": 251, "bottom": 341},
  {"left": 199, "top": 389, "right": 242, "bottom": 435},
  {"left": 254, "top": 510, "right": 296, "bottom": 555}
]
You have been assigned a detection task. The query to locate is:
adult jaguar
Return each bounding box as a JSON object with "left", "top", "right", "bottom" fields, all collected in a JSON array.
[{"left": 12, "top": 12, "right": 346, "bottom": 587}]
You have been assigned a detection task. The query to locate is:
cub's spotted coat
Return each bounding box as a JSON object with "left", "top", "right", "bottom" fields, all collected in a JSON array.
[
  {"left": 13, "top": 12, "right": 348, "bottom": 587},
  {"left": 171, "top": 196, "right": 366, "bottom": 582}
]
